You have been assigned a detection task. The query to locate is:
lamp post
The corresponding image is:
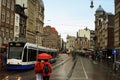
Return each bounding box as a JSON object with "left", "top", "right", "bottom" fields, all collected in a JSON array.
[
  {"left": 90, "top": 0, "right": 94, "bottom": 8},
  {"left": 36, "top": 31, "right": 39, "bottom": 54}
]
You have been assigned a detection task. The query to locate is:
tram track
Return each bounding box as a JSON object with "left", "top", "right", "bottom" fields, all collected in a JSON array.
[
  {"left": 52, "top": 56, "right": 71, "bottom": 70},
  {"left": 66, "top": 56, "right": 78, "bottom": 80}
]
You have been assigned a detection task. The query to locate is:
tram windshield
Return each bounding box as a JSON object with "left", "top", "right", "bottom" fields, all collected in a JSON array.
[{"left": 8, "top": 47, "right": 24, "bottom": 59}]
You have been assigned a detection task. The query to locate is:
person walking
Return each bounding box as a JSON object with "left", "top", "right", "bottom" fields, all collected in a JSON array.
[
  {"left": 42, "top": 59, "right": 52, "bottom": 80},
  {"left": 0, "top": 52, "right": 3, "bottom": 71},
  {"left": 3, "top": 52, "right": 7, "bottom": 66},
  {"left": 34, "top": 59, "right": 44, "bottom": 80}
]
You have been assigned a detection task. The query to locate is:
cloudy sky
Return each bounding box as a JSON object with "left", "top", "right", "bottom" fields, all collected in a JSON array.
[{"left": 43, "top": 0, "right": 114, "bottom": 41}]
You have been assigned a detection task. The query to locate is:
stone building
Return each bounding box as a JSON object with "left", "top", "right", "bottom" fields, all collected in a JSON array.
[
  {"left": 0, "top": 0, "right": 15, "bottom": 49},
  {"left": 42, "top": 25, "right": 61, "bottom": 49},
  {"left": 94, "top": 5, "right": 114, "bottom": 56},
  {"left": 66, "top": 35, "right": 76, "bottom": 51},
  {"left": 16, "top": 0, "right": 44, "bottom": 46},
  {"left": 77, "top": 27, "right": 91, "bottom": 40},
  {"left": 14, "top": 4, "right": 27, "bottom": 41},
  {"left": 114, "top": 0, "right": 120, "bottom": 62},
  {"left": 77, "top": 27, "right": 94, "bottom": 50},
  {"left": 114, "top": 0, "right": 120, "bottom": 49},
  {"left": 90, "top": 30, "right": 95, "bottom": 49},
  {"left": 75, "top": 36, "right": 90, "bottom": 50}
]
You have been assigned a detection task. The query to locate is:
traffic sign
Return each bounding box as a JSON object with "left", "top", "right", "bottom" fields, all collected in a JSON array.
[{"left": 112, "top": 49, "right": 117, "bottom": 54}]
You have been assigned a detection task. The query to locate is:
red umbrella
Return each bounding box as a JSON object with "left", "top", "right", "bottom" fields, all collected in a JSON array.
[{"left": 36, "top": 53, "right": 52, "bottom": 60}]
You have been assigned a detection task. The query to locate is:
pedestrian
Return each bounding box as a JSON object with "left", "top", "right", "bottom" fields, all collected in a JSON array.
[
  {"left": 42, "top": 59, "right": 52, "bottom": 80},
  {"left": 3, "top": 52, "right": 7, "bottom": 66},
  {"left": 0, "top": 50, "right": 4, "bottom": 71},
  {"left": 34, "top": 59, "right": 44, "bottom": 80},
  {"left": 0, "top": 52, "right": 3, "bottom": 71}
]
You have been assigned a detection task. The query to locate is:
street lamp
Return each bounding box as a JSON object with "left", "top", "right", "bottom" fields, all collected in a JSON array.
[{"left": 90, "top": 0, "right": 94, "bottom": 8}]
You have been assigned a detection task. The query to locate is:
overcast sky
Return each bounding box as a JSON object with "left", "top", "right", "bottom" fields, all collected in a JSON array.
[{"left": 43, "top": 0, "right": 114, "bottom": 41}]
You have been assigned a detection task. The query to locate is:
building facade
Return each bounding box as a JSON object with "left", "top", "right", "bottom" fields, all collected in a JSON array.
[
  {"left": 0, "top": 0, "right": 15, "bottom": 49},
  {"left": 66, "top": 35, "right": 76, "bottom": 51},
  {"left": 114, "top": 0, "right": 120, "bottom": 62},
  {"left": 75, "top": 37, "right": 90, "bottom": 50},
  {"left": 114, "top": 0, "right": 120, "bottom": 49},
  {"left": 90, "top": 30, "right": 95, "bottom": 49},
  {"left": 42, "top": 25, "right": 61, "bottom": 49},
  {"left": 14, "top": 4, "right": 27, "bottom": 41},
  {"left": 77, "top": 27, "right": 90, "bottom": 40},
  {"left": 77, "top": 27, "right": 94, "bottom": 50},
  {"left": 16, "top": 0, "right": 44, "bottom": 45},
  {"left": 95, "top": 5, "right": 114, "bottom": 58}
]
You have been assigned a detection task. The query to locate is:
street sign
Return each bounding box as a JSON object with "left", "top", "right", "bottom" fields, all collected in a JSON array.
[{"left": 112, "top": 49, "right": 117, "bottom": 54}]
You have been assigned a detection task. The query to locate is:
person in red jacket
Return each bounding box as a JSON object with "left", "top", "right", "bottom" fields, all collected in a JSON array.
[
  {"left": 34, "top": 59, "right": 44, "bottom": 80},
  {"left": 42, "top": 59, "right": 52, "bottom": 80}
]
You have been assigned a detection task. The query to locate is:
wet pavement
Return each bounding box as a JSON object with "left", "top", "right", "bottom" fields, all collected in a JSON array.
[
  {"left": 0, "top": 54, "right": 120, "bottom": 80},
  {"left": 50, "top": 55, "right": 74, "bottom": 80},
  {"left": 0, "top": 54, "right": 70, "bottom": 80},
  {"left": 69, "top": 56, "right": 120, "bottom": 80}
]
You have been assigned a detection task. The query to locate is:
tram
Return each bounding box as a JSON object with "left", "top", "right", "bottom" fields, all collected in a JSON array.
[{"left": 6, "top": 42, "right": 58, "bottom": 70}]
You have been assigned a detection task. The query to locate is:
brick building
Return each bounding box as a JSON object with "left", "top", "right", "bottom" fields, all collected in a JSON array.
[{"left": 42, "top": 25, "right": 61, "bottom": 50}]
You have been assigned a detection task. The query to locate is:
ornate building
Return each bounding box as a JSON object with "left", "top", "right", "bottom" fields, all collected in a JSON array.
[{"left": 94, "top": 5, "right": 114, "bottom": 57}]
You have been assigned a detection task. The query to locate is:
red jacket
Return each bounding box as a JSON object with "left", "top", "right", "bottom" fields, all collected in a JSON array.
[
  {"left": 42, "top": 61, "right": 52, "bottom": 77},
  {"left": 34, "top": 61, "right": 44, "bottom": 74}
]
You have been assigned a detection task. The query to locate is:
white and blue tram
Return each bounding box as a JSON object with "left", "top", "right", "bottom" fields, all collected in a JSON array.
[{"left": 7, "top": 42, "right": 58, "bottom": 70}]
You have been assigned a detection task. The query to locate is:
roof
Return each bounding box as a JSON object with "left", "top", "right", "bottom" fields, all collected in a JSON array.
[
  {"left": 96, "top": 5, "right": 104, "bottom": 12},
  {"left": 38, "top": 0, "right": 44, "bottom": 8},
  {"left": 43, "top": 26, "right": 58, "bottom": 33},
  {"left": 51, "top": 27, "right": 57, "bottom": 33}
]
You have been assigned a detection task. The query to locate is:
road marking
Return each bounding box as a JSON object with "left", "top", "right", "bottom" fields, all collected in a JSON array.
[
  {"left": 70, "top": 77, "right": 87, "bottom": 80},
  {"left": 53, "top": 57, "right": 70, "bottom": 69},
  {"left": 80, "top": 58, "right": 88, "bottom": 79}
]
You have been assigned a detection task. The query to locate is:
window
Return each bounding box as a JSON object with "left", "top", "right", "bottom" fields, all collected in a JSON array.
[
  {"left": 28, "top": 49, "right": 36, "bottom": 61},
  {"left": 16, "top": 16, "right": 19, "bottom": 23},
  {"left": 11, "top": 13, "right": 14, "bottom": 25},
  {"left": 6, "top": 11, "right": 10, "bottom": 24},
  {"left": 23, "top": 47, "right": 27, "bottom": 62},
  {"left": 7, "top": 0, "right": 10, "bottom": 8},
  {"left": 8, "top": 47, "right": 23, "bottom": 59},
  {"left": 1, "top": 28, "right": 4, "bottom": 37},
  {"left": 11, "top": 0, "right": 15, "bottom": 10},
  {"left": 1, "top": 8, "right": 5, "bottom": 22},
  {"left": 10, "top": 30, "right": 13, "bottom": 39},
  {"left": 6, "top": 29, "right": 9, "bottom": 39},
  {"left": 2, "top": 0, "right": 6, "bottom": 6}
]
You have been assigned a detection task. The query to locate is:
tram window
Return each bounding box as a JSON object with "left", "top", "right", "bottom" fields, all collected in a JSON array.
[
  {"left": 28, "top": 49, "right": 36, "bottom": 61},
  {"left": 8, "top": 47, "right": 23, "bottom": 59},
  {"left": 23, "top": 47, "right": 27, "bottom": 62},
  {"left": 39, "top": 51, "right": 44, "bottom": 54}
]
